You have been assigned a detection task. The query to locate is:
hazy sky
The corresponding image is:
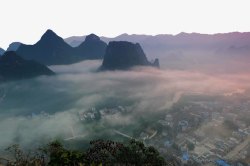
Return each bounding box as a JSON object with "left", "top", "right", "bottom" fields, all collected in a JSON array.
[{"left": 0, "top": 0, "right": 249, "bottom": 49}]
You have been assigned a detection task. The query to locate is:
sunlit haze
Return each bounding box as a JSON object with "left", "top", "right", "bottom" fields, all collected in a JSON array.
[
  {"left": 0, "top": 0, "right": 250, "bottom": 49},
  {"left": 1, "top": 0, "right": 250, "bottom": 165}
]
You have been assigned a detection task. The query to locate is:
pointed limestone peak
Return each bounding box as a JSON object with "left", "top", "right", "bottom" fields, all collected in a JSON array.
[
  {"left": 40, "top": 29, "right": 63, "bottom": 43},
  {"left": 43, "top": 29, "right": 57, "bottom": 37}
]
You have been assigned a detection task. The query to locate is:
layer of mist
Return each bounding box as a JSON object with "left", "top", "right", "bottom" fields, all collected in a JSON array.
[{"left": 0, "top": 58, "right": 250, "bottom": 150}]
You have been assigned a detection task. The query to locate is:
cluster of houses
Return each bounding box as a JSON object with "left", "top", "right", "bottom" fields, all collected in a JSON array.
[
  {"left": 78, "top": 106, "right": 129, "bottom": 121},
  {"left": 153, "top": 98, "right": 250, "bottom": 165}
]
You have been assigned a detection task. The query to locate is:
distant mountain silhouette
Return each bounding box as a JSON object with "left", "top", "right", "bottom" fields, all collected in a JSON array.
[
  {"left": 16, "top": 30, "right": 81, "bottom": 65},
  {"left": 70, "top": 40, "right": 83, "bottom": 47},
  {"left": 65, "top": 33, "right": 150, "bottom": 47},
  {"left": 101, "top": 33, "right": 150, "bottom": 43},
  {"left": 0, "top": 48, "right": 5, "bottom": 56},
  {"left": 0, "top": 51, "right": 55, "bottom": 81},
  {"left": 65, "top": 36, "right": 86, "bottom": 47},
  {"left": 7, "top": 42, "right": 21, "bottom": 51},
  {"left": 66, "top": 32, "right": 250, "bottom": 73},
  {"left": 65, "top": 32, "right": 250, "bottom": 56},
  {"left": 100, "top": 41, "right": 159, "bottom": 70},
  {"left": 75, "top": 34, "right": 107, "bottom": 59},
  {"left": 16, "top": 30, "right": 106, "bottom": 65}
]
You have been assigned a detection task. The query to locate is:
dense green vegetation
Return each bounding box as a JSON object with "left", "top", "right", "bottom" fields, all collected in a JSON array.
[{"left": 0, "top": 139, "right": 180, "bottom": 166}]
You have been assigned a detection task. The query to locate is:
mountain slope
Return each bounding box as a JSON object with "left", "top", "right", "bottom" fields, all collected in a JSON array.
[
  {"left": 16, "top": 29, "right": 82, "bottom": 65},
  {"left": 100, "top": 41, "right": 159, "bottom": 70},
  {"left": 0, "top": 48, "right": 5, "bottom": 55},
  {"left": 0, "top": 51, "right": 54, "bottom": 81},
  {"left": 7, "top": 42, "right": 21, "bottom": 51},
  {"left": 75, "top": 34, "right": 107, "bottom": 59},
  {"left": 16, "top": 30, "right": 107, "bottom": 65}
]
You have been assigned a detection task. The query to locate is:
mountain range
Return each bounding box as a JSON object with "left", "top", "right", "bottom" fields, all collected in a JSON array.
[
  {"left": 0, "top": 51, "right": 54, "bottom": 81},
  {"left": 0, "top": 30, "right": 163, "bottom": 81},
  {"left": 65, "top": 32, "right": 250, "bottom": 73},
  {"left": 2, "top": 30, "right": 250, "bottom": 74},
  {"left": 15, "top": 30, "right": 107, "bottom": 65},
  {"left": 100, "top": 41, "right": 159, "bottom": 70},
  {"left": 65, "top": 32, "right": 250, "bottom": 56}
]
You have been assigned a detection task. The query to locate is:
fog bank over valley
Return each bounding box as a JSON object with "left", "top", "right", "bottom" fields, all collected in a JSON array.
[{"left": 0, "top": 59, "right": 249, "bottom": 149}]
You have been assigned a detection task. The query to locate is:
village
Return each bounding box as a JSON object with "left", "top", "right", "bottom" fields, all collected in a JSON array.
[{"left": 77, "top": 93, "right": 250, "bottom": 166}]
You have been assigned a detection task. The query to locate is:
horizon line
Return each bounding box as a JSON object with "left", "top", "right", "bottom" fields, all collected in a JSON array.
[
  {"left": 66, "top": 31, "right": 250, "bottom": 39},
  {"left": 2, "top": 30, "right": 250, "bottom": 50}
]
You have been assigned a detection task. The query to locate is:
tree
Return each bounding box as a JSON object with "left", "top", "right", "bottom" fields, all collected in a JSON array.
[
  {"left": 116, "top": 139, "right": 166, "bottom": 166},
  {"left": 85, "top": 139, "right": 123, "bottom": 165},
  {"left": 46, "top": 140, "right": 86, "bottom": 166},
  {"left": 85, "top": 139, "right": 166, "bottom": 165},
  {"left": 3, "top": 139, "right": 172, "bottom": 166},
  {"left": 4, "top": 144, "right": 47, "bottom": 166}
]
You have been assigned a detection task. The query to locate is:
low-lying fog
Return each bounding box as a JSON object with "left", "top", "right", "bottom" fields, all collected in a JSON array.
[{"left": 0, "top": 58, "right": 250, "bottom": 150}]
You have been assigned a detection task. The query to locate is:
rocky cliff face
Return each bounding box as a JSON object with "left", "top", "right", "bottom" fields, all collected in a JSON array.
[
  {"left": 0, "top": 51, "right": 54, "bottom": 81},
  {"left": 100, "top": 41, "right": 159, "bottom": 70}
]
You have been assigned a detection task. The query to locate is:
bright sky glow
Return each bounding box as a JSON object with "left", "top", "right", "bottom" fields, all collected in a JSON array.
[{"left": 0, "top": 0, "right": 250, "bottom": 49}]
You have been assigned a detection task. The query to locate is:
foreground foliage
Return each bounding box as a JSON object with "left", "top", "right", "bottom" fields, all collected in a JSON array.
[{"left": 0, "top": 139, "right": 181, "bottom": 166}]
